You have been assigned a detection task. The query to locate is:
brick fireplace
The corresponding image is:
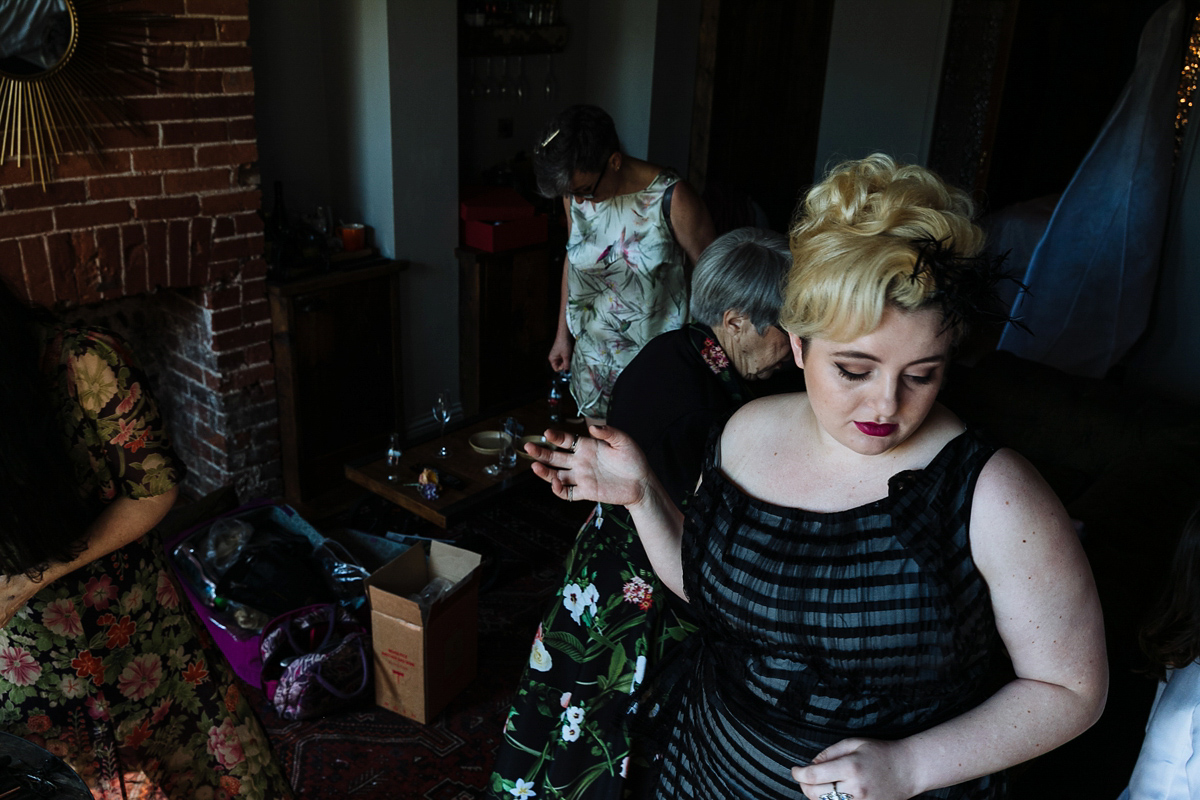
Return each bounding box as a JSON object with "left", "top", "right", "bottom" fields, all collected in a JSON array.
[{"left": 0, "top": 0, "right": 280, "bottom": 499}]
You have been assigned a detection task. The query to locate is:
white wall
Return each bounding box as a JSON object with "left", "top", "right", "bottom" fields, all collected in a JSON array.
[
  {"left": 249, "top": 0, "right": 332, "bottom": 216},
  {"left": 321, "top": 1, "right": 395, "bottom": 257},
  {"left": 386, "top": 0, "right": 460, "bottom": 433},
  {"left": 250, "top": 0, "right": 392, "bottom": 252},
  {"left": 584, "top": 0, "right": 659, "bottom": 158},
  {"left": 814, "top": 0, "right": 953, "bottom": 177},
  {"left": 253, "top": 0, "right": 459, "bottom": 433}
]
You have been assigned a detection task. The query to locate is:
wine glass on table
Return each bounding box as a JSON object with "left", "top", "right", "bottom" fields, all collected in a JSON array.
[{"left": 432, "top": 391, "right": 452, "bottom": 458}]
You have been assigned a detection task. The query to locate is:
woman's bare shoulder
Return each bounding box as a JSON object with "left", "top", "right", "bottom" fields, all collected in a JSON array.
[
  {"left": 721, "top": 393, "right": 806, "bottom": 460},
  {"left": 726, "top": 392, "right": 805, "bottom": 428},
  {"left": 969, "top": 447, "right": 1076, "bottom": 569}
]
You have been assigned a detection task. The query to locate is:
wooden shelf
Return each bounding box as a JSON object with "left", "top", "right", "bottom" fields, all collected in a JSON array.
[
  {"left": 269, "top": 261, "right": 407, "bottom": 510},
  {"left": 457, "top": 240, "right": 562, "bottom": 418}
]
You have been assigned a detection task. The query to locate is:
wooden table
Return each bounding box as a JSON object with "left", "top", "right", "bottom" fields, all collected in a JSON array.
[{"left": 344, "top": 398, "right": 584, "bottom": 528}]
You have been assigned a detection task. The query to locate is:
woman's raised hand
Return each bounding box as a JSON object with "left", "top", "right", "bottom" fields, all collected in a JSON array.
[{"left": 527, "top": 425, "right": 651, "bottom": 508}]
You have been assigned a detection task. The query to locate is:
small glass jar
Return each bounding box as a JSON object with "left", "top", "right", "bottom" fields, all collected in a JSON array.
[
  {"left": 385, "top": 432, "right": 403, "bottom": 481},
  {"left": 548, "top": 379, "right": 562, "bottom": 422}
]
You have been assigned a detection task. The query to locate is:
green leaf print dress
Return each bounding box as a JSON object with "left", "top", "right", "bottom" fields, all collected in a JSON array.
[{"left": 565, "top": 169, "right": 686, "bottom": 420}]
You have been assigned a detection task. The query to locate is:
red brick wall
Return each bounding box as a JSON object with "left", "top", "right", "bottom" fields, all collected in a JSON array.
[{"left": 0, "top": 0, "right": 281, "bottom": 499}]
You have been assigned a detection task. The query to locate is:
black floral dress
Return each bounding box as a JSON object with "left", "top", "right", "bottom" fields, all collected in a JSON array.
[
  {"left": 0, "top": 326, "right": 293, "bottom": 800},
  {"left": 488, "top": 324, "right": 802, "bottom": 800}
]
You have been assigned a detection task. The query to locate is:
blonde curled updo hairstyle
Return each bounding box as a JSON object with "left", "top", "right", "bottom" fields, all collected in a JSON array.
[{"left": 782, "top": 154, "right": 986, "bottom": 344}]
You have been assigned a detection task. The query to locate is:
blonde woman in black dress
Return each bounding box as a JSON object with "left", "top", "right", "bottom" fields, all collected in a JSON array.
[{"left": 525, "top": 155, "right": 1107, "bottom": 799}]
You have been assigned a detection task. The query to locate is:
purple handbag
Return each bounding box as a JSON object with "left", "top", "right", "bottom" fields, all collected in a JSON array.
[{"left": 259, "top": 604, "right": 371, "bottom": 720}]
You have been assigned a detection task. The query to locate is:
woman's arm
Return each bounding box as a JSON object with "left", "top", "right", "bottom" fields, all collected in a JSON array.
[
  {"left": 793, "top": 449, "right": 1107, "bottom": 799},
  {"left": 668, "top": 179, "right": 715, "bottom": 266},
  {"left": 528, "top": 426, "right": 688, "bottom": 598},
  {"left": 0, "top": 487, "right": 178, "bottom": 627},
  {"left": 548, "top": 197, "right": 574, "bottom": 372}
]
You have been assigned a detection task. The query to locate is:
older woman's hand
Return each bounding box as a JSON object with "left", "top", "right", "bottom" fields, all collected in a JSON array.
[{"left": 527, "top": 425, "right": 652, "bottom": 507}]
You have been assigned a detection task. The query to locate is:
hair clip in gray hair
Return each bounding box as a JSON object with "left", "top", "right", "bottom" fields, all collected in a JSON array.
[{"left": 539, "top": 128, "right": 560, "bottom": 149}]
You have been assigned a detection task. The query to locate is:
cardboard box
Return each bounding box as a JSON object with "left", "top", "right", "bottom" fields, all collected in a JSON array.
[
  {"left": 463, "top": 214, "right": 548, "bottom": 252},
  {"left": 365, "top": 541, "right": 483, "bottom": 724},
  {"left": 459, "top": 186, "right": 535, "bottom": 221}
]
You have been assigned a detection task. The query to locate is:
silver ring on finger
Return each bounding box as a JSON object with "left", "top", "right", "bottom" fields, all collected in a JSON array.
[
  {"left": 567, "top": 485, "right": 573, "bottom": 502},
  {"left": 568, "top": 435, "right": 579, "bottom": 454},
  {"left": 819, "top": 783, "right": 852, "bottom": 800}
]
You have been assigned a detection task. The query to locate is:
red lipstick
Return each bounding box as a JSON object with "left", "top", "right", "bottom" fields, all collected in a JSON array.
[{"left": 855, "top": 421, "right": 897, "bottom": 437}]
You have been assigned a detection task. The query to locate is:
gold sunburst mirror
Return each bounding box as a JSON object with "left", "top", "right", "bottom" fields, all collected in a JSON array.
[{"left": 0, "top": 0, "right": 164, "bottom": 188}]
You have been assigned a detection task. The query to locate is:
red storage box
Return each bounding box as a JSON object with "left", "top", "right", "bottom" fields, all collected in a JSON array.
[
  {"left": 459, "top": 186, "right": 535, "bottom": 221},
  {"left": 464, "top": 214, "right": 548, "bottom": 252}
]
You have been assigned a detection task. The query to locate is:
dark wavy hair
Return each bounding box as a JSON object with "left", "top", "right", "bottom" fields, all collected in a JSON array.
[
  {"left": 1140, "top": 502, "right": 1200, "bottom": 680},
  {"left": 0, "top": 279, "right": 91, "bottom": 579}
]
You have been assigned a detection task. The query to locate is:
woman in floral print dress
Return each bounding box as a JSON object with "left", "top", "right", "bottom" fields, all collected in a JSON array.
[
  {"left": 0, "top": 282, "right": 293, "bottom": 800},
  {"left": 489, "top": 229, "right": 800, "bottom": 800},
  {"left": 533, "top": 105, "right": 716, "bottom": 423}
]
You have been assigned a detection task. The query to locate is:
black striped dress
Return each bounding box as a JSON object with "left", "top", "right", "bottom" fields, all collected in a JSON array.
[{"left": 655, "top": 429, "right": 1007, "bottom": 799}]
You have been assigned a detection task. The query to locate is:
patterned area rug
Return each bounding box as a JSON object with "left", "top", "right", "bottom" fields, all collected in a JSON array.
[{"left": 244, "top": 483, "right": 589, "bottom": 799}]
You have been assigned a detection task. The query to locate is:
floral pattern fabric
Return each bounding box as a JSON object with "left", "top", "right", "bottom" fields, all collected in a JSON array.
[
  {"left": 490, "top": 504, "right": 697, "bottom": 800},
  {"left": 565, "top": 169, "right": 686, "bottom": 419},
  {"left": 489, "top": 329, "right": 758, "bottom": 800},
  {"left": 0, "top": 326, "right": 293, "bottom": 800}
]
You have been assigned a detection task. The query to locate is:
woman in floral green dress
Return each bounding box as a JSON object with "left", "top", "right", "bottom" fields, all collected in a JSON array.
[
  {"left": 489, "top": 229, "right": 799, "bottom": 800},
  {"left": 0, "top": 281, "right": 293, "bottom": 800},
  {"left": 534, "top": 105, "right": 716, "bottom": 423}
]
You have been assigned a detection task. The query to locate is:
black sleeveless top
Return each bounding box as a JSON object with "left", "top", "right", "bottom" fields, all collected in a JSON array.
[{"left": 654, "top": 428, "right": 1007, "bottom": 799}]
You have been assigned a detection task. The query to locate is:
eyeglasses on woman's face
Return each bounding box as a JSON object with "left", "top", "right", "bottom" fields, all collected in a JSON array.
[{"left": 569, "top": 157, "right": 610, "bottom": 201}]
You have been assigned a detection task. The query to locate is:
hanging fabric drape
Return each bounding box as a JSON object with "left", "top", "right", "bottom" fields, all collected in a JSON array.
[{"left": 997, "top": 0, "right": 1186, "bottom": 378}]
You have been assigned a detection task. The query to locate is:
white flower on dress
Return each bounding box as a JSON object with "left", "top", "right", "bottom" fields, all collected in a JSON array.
[
  {"left": 620, "top": 756, "right": 630, "bottom": 778},
  {"left": 156, "top": 570, "right": 179, "bottom": 609},
  {"left": 562, "top": 582, "right": 599, "bottom": 626},
  {"left": 529, "top": 639, "right": 552, "bottom": 672},
  {"left": 121, "top": 585, "right": 145, "bottom": 613},
  {"left": 509, "top": 778, "right": 537, "bottom": 798},
  {"left": 206, "top": 718, "right": 245, "bottom": 770},
  {"left": 561, "top": 721, "right": 581, "bottom": 742},
  {"left": 559, "top": 691, "right": 572, "bottom": 709},
  {"left": 117, "top": 653, "right": 162, "bottom": 700},
  {"left": 0, "top": 645, "right": 41, "bottom": 686},
  {"left": 630, "top": 654, "right": 647, "bottom": 693},
  {"left": 60, "top": 675, "right": 86, "bottom": 699},
  {"left": 42, "top": 598, "right": 83, "bottom": 638},
  {"left": 74, "top": 352, "right": 118, "bottom": 413},
  {"left": 564, "top": 705, "right": 585, "bottom": 725}
]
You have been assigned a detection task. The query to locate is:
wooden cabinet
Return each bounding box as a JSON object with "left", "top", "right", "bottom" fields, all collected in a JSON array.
[
  {"left": 458, "top": 241, "right": 562, "bottom": 417},
  {"left": 268, "top": 262, "right": 406, "bottom": 511}
]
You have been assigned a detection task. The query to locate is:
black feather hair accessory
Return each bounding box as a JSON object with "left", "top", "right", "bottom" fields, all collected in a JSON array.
[{"left": 909, "top": 235, "right": 1030, "bottom": 335}]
